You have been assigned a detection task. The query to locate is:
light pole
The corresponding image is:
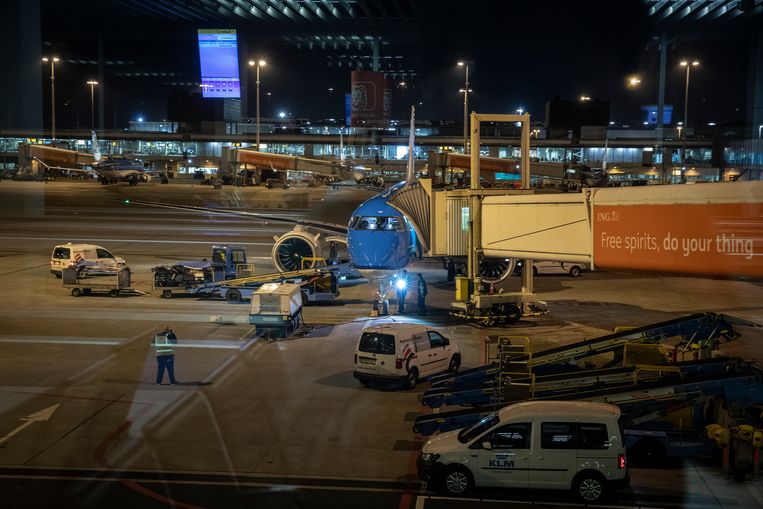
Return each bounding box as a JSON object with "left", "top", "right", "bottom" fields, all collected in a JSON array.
[
  {"left": 248, "top": 59, "right": 266, "bottom": 148},
  {"left": 86, "top": 81, "right": 98, "bottom": 130},
  {"left": 458, "top": 61, "right": 470, "bottom": 153},
  {"left": 327, "top": 87, "right": 334, "bottom": 118},
  {"left": 42, "top": 57, "right": 60, "bottom": 140},
  {"left": 758, "top": 124, "right": 762, "bottom": 139},
  {"left": 679, "top": 60, "right": 699, "bottom": 169}
]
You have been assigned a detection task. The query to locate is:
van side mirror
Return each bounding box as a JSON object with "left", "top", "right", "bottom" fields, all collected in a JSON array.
[{"left": 482, "top": 441, "right": 492, "bottom": 450}]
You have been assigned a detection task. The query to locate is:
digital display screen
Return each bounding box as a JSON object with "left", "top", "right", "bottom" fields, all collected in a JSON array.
[{"left": 198, "top": 29, "right": 240, "bottom": 98}]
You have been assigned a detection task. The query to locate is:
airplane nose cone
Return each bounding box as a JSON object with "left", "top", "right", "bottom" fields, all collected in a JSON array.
[{"left": 348, "top": 231, "right": 411, "bottom": 270}]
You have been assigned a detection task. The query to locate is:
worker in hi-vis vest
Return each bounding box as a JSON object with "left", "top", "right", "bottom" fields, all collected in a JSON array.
[{"left": 152, "top": 327, "right": 178, "bottom": 384}]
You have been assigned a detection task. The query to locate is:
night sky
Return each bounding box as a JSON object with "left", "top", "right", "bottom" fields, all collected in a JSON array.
[{"left": 39, "top": 0, "right": 753, "bottom": 129}]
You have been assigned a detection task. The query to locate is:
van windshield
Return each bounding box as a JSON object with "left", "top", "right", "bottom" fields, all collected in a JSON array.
[
  {"left": 458, "top": 412, "right": 500, "bottom": 444},
  {"left": 358, "top": 332, "right": 395, "bottom": 355},
  {"left": 52, "top": 247, "right": 70, "bottom": 259}
]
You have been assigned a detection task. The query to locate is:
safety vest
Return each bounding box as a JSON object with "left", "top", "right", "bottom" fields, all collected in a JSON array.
[{"left": 154, "top": 334, "right": 174, "bottom": 356}]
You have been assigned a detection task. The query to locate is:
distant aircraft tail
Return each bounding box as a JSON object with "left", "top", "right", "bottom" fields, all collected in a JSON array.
[
  {"left": 404, "top": 106, "right": 416, "bottom": 186},
  {"left": 91, "top": 130, "right": 102, "bottom": 162}
]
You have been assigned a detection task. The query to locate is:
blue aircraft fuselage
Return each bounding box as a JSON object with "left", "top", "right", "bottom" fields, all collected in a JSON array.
[{"left": 346, "top": 185, "right": 416, "bottom": 272}]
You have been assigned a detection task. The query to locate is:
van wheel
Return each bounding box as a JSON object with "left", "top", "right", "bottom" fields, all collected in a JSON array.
[
  {"left": 448, "top": 355, "right": 461, "bottom": 373},
  {"left": 71, "top": 288, "right": 82, "bottom": 297},
  {"left": 109, "top": 289, "right": 119, "bottom": 298},
  {"left": 569, "top": 266, "right": 582, "bottom": 277},
  {"left": 573, "top": 472, "right": 606, "bottom": 503},
  {"left": 405, "top": 368, "right": 419, "bottom": 389},
  {"left": 162, "top": 290, "right": 173, "bottom": 299},
  {"left": 442, "top": 465, "right": 473, "bottom": 495},
  {"left": 226, "top": 289, "right": 242, "bottom": 303}
]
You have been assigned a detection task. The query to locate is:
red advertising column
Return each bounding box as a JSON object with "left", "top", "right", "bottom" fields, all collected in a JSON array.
[{"left": 350, "top": 71, "right": 389, "bottom": 127}]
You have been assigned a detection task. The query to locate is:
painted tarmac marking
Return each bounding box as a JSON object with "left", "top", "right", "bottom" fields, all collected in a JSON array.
[
  {"left": 0, "top": 404, "right": 60, "bottom": 447},
  {"left": 0, "top": 335, "right": 127, "bottom": 346},
  {"left": 0, "top": 236, "right": 272, "bottom": 246}
]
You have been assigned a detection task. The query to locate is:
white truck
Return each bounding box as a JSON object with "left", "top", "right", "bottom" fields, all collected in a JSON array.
[{"left": 249, "top": 283, "right": 304, "bottom": 337}]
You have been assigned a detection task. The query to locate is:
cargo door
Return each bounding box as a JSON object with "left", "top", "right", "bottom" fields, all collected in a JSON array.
[{"left": 356, "top": 332, "right": 395, "bottom": 377}]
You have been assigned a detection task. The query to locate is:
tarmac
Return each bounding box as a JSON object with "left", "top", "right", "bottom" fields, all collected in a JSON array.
[{"left": 0, "top": 180, "right": 762, "bottom": 508}]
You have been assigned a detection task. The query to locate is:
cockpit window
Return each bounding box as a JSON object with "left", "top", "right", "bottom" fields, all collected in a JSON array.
[{"left": 351, "top": 216, "right": 404, "bottom": 231}]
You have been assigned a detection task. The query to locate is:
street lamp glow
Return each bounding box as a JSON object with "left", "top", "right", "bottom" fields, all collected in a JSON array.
[
  {"left": 399, "top": 81, "right": 405, "bottom": 87},
  {"left": 628, "top": 76, "right": 641, "bottom": 86},
  {"left": 249, "top": 58, "right": 267, "bottom": 147},
  {"left": 679, "top": 59, "right": 699, "bottom": 174},
  {"left": 457, "top": 60, "right": 470, "bottom": 152},
  {"left": 42, "top": 56, "right": 61, "bottom": 139},
  {"left": 279, "top": 111, "right": 286, "bottom": 118},
  {"left": 137, "top": 116, "right": 143, "bottom": 122},
  {"left": 516, "top": 107, "right": 524, "bottom": 115},
  {"left": 86, "top": 81, "right": 99, "bottom": 130},
  {"left": 580, "top": 95, "right": 591, "bottom": 102}
]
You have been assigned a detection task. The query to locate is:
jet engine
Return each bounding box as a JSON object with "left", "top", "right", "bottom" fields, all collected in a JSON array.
[
  {"left": 272, "top": 226, "right": 321, "bottom": 272},
  {"left": 479, "top": 257, "right": 516, "bottom": 284},
  {"left": 271, "top": 226, "right": 348, "bottom": 272}
]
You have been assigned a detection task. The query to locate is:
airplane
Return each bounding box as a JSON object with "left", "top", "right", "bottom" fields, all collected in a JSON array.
[
  {"left": 126, "top": 107, "right": 514, "bottom": 310},
  {"left": 88, "top": 131, "right": 152, "bottom": 185}
]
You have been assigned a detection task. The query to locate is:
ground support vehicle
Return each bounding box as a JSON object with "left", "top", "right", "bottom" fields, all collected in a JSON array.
[
  {"left": 353, "top": 324, "right": 460, "bottom": 389},
  {"left": 248, "top": 283, "right": 303, "bottom": 337},
  {"left": 50, "top": 243, "right": 126, "bottom": 277},
  {"left": 417, "top": 401, "right": 628, "bottom": 502},
  {"left": 449, "top": 288, "right": 547, "bottom": 327},
  {"left": 152, "top": 245, "right": 250, "bottom": 294},
  {"left": 413, "top": 313, "right": 763, "bottom": 469},
  {"left": 156, "top": 267, "right": 339, "bottom": 302},
  {"left": 62, "top": 267, "right": 135, "bottom": 297}
]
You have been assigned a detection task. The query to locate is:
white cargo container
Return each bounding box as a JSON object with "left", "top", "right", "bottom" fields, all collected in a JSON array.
[{"left": 249, "top": 283, "right": 303, "bottom": 336}]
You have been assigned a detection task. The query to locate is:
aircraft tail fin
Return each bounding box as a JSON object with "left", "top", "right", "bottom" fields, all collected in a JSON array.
[
  {"left": 405, "top": 106, "right": 415, "bottom": 185},
  {"left": 92, "top": 130, "right": 102, "bottom": 162}
]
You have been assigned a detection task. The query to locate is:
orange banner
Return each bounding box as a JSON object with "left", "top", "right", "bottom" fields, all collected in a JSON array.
[
  {"left": 237, "top": 151, "right": 294, "bottom": 169},
  {"left": 593, "top": 203, "right": 763, "bottom": 277}
]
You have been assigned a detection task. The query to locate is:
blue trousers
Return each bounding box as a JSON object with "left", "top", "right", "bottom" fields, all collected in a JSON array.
[{"left": 156, "top": 355, "right": 177, "bottom": 384}]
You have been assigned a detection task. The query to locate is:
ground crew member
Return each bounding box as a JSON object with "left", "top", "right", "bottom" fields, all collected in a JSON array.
[
  {"left": 417, "top": 273, "right": 428, "bottom": 315},
  {"left": 153, "top": 327, "right": 178, "bottom": 385},
  {"left": 395, "top": 269, "right": 409, "bottom": 314}
]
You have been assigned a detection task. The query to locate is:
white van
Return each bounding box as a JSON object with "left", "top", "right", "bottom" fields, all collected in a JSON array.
[
  {"left": 515, "top": 261, "right": 588, "bottom": 277},
  {"left": 417, "top": 401, "right": 628, "bottom": 502},
  {"left": 353, "top": 324, "right": 460, "bottom": 389},
  {"left": 50, "top": 243, "right": 126, "bottom": 277}
]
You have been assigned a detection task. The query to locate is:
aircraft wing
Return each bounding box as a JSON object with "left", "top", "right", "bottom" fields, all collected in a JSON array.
[
  {"left": 33, "top": 158, "right": 95, "bottom": 176},
  {"left": 125, "top": 200, "right": 348, "bottom": 234}
]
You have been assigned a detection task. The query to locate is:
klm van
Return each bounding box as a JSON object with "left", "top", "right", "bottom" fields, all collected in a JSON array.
[{"left": 417, "top": 401, "right": 628, "bottom": 502}]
